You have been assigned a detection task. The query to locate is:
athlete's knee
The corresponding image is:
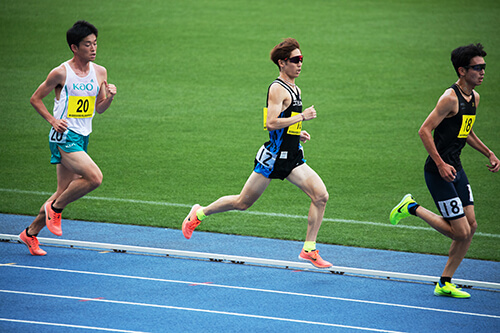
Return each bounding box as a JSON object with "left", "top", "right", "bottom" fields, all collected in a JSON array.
[
  {"left": 451, "top": 220, "right": 473, "bottom": 241},
  {"left": 233, "top": 199, "right": 253, "bottom": 211},
  {"left": 313, "top": 189, "right": 329, "bottom": 207},
  {"left": 453, "top": 231, "right": 470, "bottom": 241},
  {"left": 469, "top": 219, "right": 478, "bottom": 236},
  {"left": 87, "top": 170, "right": 103, "bottom": 189},
  {"left": 232, "top": 195, "right": 255, "bottom": 211}
]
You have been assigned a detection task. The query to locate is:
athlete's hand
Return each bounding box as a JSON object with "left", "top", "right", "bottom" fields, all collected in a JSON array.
[
  {"left": 438, "top": 163, "right": 457, "bottom": 182},
  {"left": 51, "top": 118, "right": 68, "bottom": 133},
  {"left": 302, "top": 105, "right": 317, "bottom": 121},
  {"left": 487, "top": 152, "right": 500, "bottom": 173},
  {"left": 300, "top": 130, "right": 310, "bottom": 143},
  {"left": 104, "top": 80, "right": 117, "bottom": 99}
]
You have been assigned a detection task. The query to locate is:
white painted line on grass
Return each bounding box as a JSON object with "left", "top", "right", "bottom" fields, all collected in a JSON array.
[{"left": 1, "top": 188, "right": 498, "bottom": 238}]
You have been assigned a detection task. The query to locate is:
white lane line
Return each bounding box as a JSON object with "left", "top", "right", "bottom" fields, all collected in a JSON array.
[
  {"left": 2, "top": 264, "right": 499, "bottom": 320},
  {"left": 1, "top": 188, "right": 498, "bottom": 238},
  {"left": 2, "top": 235, "right": 498, "bottom": 289},
  {"left": 0, "top": 290, "right": 405, "bottom": 332},
  {"left": 0, "top": 318, "right": 148, "bottom": 332}
]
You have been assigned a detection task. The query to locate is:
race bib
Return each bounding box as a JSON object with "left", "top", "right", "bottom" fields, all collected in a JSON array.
[
  {"left": 263, "top": 108, "right": 303, "bottom": 135},
  {"left": 263, "top": 107, "right": 268, "bottom": 130},
  {"left": 67, "top": 96, "right": 96, "bottom": 118},
  {"left": 255, "top": 145, "right": 277, "bottom": 168},
  {"left": 458, "top": 115, "right": 475, "bottom": 138},
  {"left": 287, "top": 112, "right": 302, "bottom": 135},
  {"left": 438, "top": 197, "right": 464, "bottom": 219},
  {"left": 49, "top": 128, "right": 68, "bottom": 143}
]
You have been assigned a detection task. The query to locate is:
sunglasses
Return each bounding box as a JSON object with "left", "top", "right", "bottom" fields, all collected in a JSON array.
[
  {"left": 465, "top": 63, "right": 486, "bottom": 71},
  {"left": 285, "top": 55, "right": 303, "bottom": 63}
]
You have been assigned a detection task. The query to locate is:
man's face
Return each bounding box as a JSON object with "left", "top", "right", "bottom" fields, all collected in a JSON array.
[
  {"left": 463, "top": 56, "right": 485, "bottom": 86},
  {"left": 282, "top": 48, "right": 303, "bottom": 78},
  {"left": 75, "top": 34, "right": 97, "bottom": 61}
]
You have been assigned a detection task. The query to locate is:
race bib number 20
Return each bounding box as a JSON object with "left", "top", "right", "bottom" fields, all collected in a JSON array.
[
  {"left": 49, "top": 128, "right": 68, "bottom": 143},
  {"left": 67, "top": 96, "right": 96, "bottom": 118}
]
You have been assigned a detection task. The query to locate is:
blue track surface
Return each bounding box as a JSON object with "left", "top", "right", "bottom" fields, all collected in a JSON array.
[{"left": 1, "top": 214, "right": 499, "bottom": 332}]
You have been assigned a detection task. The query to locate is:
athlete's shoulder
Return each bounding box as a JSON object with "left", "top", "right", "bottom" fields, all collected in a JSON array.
[
  {"left": 91, "top": 62, "right": 108, "bottom": 85},
  {"left": 269, "top": 80, "right": 289, "bottom": 95},
  {"left": 439, "top": 87, "right": 459, "bottom": 105},
  {"left": 473, "top": 89, "right": 480, "bottom": 105},
  {"left": 91, "top": 62, "right": 107, "bottom": 75},
  {"left": 434, "top": 87, "right": 459, "bottom": 118},
  {"left": 46, "top": 63, "right": 67, "bottom": 86}
]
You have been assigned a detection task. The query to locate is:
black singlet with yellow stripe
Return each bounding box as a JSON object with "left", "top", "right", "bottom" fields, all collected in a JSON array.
[{"left": 424, "top": 84, "right": 476, "bottom": 173}]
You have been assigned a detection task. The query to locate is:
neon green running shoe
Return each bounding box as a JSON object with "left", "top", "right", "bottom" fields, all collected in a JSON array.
[
  {"left": 434, "top": 282, "right": 471, "bottom": 298},
  {"left": 389, "top": 194, "right": 416, "bottom": 225}
]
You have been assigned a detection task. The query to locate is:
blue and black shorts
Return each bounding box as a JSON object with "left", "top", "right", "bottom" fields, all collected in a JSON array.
[{"left": 253, "top": 145, "right": 305, "bottom": 180}]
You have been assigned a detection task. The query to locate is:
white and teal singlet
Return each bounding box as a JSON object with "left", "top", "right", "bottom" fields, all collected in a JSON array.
[{"left": 51, "top": 61, "right": 100, "bottom": 137}]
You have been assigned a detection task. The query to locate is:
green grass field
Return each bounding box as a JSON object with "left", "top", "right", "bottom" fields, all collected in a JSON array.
[{"left": 1, "top": 0, "right": 499, "bottom": 261}]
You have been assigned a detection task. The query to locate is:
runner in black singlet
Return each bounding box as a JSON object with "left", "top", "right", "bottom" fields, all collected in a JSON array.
[
  {"left": 424, "top": 83, "right": 476, "bottom": 175},
  {"left": 389, "top": 43, "right": 499, "bottom": 298},
  {"left": 254, "top": 78, "right": 305, "bottom": 180},
  {"left": 182, "top": 38, "right": 333, "bottom": 269}
]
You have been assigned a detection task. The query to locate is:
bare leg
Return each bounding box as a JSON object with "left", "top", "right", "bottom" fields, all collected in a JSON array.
[
  {"left": 415, "top": 205, "right": 477, "bottom": 278},
  {"left": 442, "top": 206, "right": 477, "bottom": 278},
  {"left": 286, "top": 164, "right": 329, "bottom": 242},
  {"left": 52, "top": 150, "right": 102, "bottom": 209},
  {"left": 27, "top": 150, "right": 102, "bottom": 235},
  {"left": 203, "top": 172, "right": 271, "bottom": 216}
]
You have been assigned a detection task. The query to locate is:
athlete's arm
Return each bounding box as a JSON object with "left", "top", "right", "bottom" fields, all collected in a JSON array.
[
  {"left": 95, "top": 65, "right": 116, "bottom": 114},
  {"left": 300, "top": 130, "right": 310, "bottom": 143},
  {"left": 418, "top": 89, "right": 458, "bottom": 182},
  {"left": 265, "top": 83, "right": 316, "bottom": 131},
  {"left": 462, "top": 90, "right": 499, "bottom": 172},
  {"left": 30, "top": 66, "right": 68, "bottom": 133},
  {"left": 466, "top": 130, "right": 500, "bottom": 173}
]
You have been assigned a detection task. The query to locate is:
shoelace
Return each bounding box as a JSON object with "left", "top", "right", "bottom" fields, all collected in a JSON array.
[
  {"left": 309, "top": 250, "right": 319, "bottom": 259},
  {"left": 188, "top": 220, "right": 200, "bottom": 230},
  {"left": 27, "top": 236, "right": 39, "bottom": 247}
]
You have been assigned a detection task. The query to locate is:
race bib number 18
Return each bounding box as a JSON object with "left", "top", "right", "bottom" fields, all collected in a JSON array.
[
  {"left": 438, "top": 197, "right": 464, "bottom": 219},
  {"left": 67, "top": 96, "right": 96, "bottom": 118},
  {"left": 458, "top": 115, "right": 475, "bottom": 138}
]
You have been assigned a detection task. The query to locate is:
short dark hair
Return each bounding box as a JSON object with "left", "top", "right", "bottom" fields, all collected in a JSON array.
[
  {"left": 451, "top": 43, "right": 486, "bottom": 77},
  {"left": 66, "top": 20, "right": 98, "bottom": 50},
  {"left": 270, "top": 38, "right": 300, "bottom": 69}
]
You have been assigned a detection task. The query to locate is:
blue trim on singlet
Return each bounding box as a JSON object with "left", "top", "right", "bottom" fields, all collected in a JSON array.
[
  {"left": 267, "top": 115, "right": 285, "bottom": 154},
  {"left": 60, "top": 85, "right": 69, "bottom": 119}
]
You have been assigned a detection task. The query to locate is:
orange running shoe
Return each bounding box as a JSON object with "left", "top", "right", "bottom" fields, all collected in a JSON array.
[
  {"left": 182, "top": 204, "right": 202, "bottom": 239},
  {"left": 44, "top": 201, "right": 62, "bottom": 236},
  {"left": 19, "top": 229, "right": 47, "bottom": 256},
  {"left": 299, "top": 249, "right": 332, "bottom": 268}
]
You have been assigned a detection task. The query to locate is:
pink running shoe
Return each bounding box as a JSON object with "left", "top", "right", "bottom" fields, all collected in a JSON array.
[
  {"left": 182, "top": 204, "right": 201, "bottom": 239},
  {"left": 44, "top": 201, "right": 62, "bottom": 236},
  {"left": 299, "top": 249, "right": 332, "bottom": 268},
  {"left": 19, "top": 229, "right": 47, "bottom": 256}
]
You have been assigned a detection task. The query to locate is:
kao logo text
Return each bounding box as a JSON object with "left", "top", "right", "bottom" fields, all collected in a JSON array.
[{"left": 73, "top": 83, "right": 94, "bottom": 91}]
